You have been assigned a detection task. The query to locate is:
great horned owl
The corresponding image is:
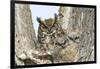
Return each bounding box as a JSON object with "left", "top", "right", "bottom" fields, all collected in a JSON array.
[
  {"left": 36, "top": 13, "right": 80, "bottom": 63},
  {"left": 37, "top": 14, "right": 66, "bottom": 52}
]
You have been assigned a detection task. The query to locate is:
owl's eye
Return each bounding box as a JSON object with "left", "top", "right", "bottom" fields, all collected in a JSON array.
[
  {"left": 40, "top": 24, "right": 46, "bottom": 29},
  {"left": 40, "top": 26, "right": 48, "bottom": 33}
]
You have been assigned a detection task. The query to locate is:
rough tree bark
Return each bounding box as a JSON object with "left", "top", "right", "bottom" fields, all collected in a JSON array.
[
  {"left": 58, "top": 6, "right": 95, "bottom": 62},
  {"left": 15, "top": 4, "right": 37, "bottom": 65}
]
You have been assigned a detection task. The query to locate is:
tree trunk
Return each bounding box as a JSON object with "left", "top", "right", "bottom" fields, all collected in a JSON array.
[
  {"left": 15, "top": 4, "right": 37, "bottom": 65},
  {"left": 58, "top": 6, "right": 95, "bottom": 61}
]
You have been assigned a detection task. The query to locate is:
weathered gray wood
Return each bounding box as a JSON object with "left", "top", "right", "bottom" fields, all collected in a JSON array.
[
  {"left": 58, "top": 7, "right": 95, "bottom": 61},
  {"left": 15, "top": 4, "right": 37, "bottom": 65}
]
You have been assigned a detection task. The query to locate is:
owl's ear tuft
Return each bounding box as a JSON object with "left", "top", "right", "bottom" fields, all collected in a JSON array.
[
  {"left": 37, "top": 17, "right": 47, "bottom": 27},
  {"left": 54, "top": 13, "right": 58, "bottom": 25},
  {"left": 51, "top": 13, "right": 58, "bottom": 27},
  {"left": 37, "top": 17, "right": 42, "bottom": 23},
  {"left": 37, "top": 17, "right": 45, "bottom": 25},
  {"left": 54, "top": 13, "right": 58, "bottom": 23}
]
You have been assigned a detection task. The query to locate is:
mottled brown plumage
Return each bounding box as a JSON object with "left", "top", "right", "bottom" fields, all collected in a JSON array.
[{"left": 37, "top": 14, "right": 65, "bottom": 51}]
